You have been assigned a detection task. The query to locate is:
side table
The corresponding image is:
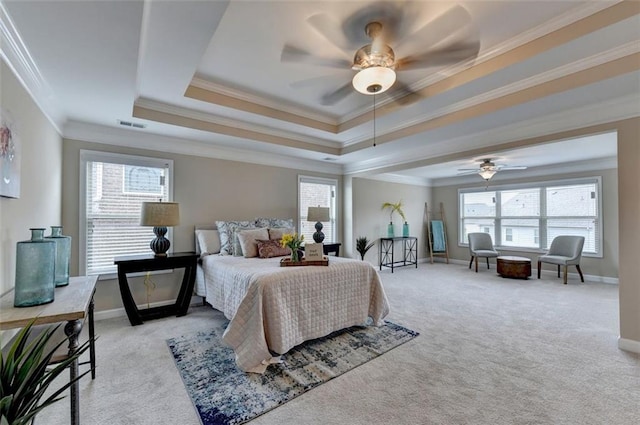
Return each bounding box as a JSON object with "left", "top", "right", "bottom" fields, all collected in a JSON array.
[
  {"left": 114, "top": 252, "right": 197, "bottom": 326},
  {"left": 379, "top": 236, "right": 418, "bottom": 273},
  {"left": 0, "top": 275, "right": 98, "bottom": 425},
  {"left": 497, "top": 256, "right": 532, "bottom": 279}
]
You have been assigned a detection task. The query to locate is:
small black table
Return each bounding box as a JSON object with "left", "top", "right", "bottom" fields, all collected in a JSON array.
[
  {"left": 114, "top": 252, "right": 198, "bottom": 326},
  {"left": 379, "top": 236, "right": 418, "bottom": 273}
]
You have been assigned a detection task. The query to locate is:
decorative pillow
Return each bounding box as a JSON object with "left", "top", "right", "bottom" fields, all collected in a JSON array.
[
  {"left": 257, "top": 239, "right": 291, "bottom": 258},
  {"left": 255, "top": 217, "right": 295, "bottom": 229},
  {"left": 216, "top": 220, "right": 256, "bottom": 255},
  {"left": 195, "top": 229, "right": 220, "bottom": 256},
  {"left": 237, "top": 228, "right": 269, "bottom": 258},
  {"left": 268, "top": 227, "right": 295, "bottom": 240}
]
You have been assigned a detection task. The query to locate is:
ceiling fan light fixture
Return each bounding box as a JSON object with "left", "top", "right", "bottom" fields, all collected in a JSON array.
[
  {"left": 352, "top": 66, "right": 396, "bottom": 95},
  {"left": 479, "top": 169, "right": 497, "bottom": 181}
]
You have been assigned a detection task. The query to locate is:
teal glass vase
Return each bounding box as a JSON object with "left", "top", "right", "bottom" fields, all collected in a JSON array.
[
  {"left": 387, "top": 222, "right": 395, "bottom": 238},
  {"left": 14, "top": 228, "right": 56, "bottom": 307},
  {"left": 403, "top": 222, "right": 410, "bottom": 237},
  {"left": 46, "top": 225, "right": 71, "bottom": 287}
]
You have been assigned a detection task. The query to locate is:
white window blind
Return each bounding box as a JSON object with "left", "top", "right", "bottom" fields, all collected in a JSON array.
[
  {"left": 458, "top": 177, "right": 602, "bottom": 256},
  {"left": 80, "top": 150, "right": 173, "bottom": 276},
  {"left": 298, "top": 176, "right": 338, "bottom": 243}
]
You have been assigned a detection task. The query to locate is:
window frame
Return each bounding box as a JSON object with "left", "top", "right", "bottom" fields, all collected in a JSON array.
[
  {"left": 79, "top": 150, "right": 174, "bottom": 278},
  {"left": 458, "top": 176, "right": 603, "bottom": 257},
  {"left": 297, "top": 175, "right": 338, "bottom": 244}
]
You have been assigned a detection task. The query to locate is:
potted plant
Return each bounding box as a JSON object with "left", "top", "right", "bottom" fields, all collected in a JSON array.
[
  {"left": 355, "top": 236, "right": 375, "bottom": 260},
  {"left": 381, "top": 201, "right": 407, "bottom": 237},
  {"left": 0, "top": 319, "right": 91, "bottom": 425}
]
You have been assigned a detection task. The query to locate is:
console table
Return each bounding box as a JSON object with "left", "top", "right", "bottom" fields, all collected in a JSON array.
[
  {"left": 0, "top": 275, "right": 98, "bottom": 425},
  {"left": 114, "top": 252, "right": 197, "bottom": 326},
  {"left": 379, "top": 236, "right": 418, "bottom": 273}
]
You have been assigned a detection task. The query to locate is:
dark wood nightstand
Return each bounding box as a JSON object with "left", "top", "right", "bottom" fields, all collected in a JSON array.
[{"left": 114, "top": 252, "right": 197, "bottom": 326}]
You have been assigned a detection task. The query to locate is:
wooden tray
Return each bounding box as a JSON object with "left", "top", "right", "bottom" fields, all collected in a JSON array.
[{"left": 280, "top": 256, "right": 329, "bottom": 267}]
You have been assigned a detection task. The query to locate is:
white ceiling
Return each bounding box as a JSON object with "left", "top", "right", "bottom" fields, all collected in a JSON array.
[{"left": 1, "top": 0, "right": 637, "bottom": 183}]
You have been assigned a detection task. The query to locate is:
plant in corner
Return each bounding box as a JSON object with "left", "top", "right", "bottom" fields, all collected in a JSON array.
[
  {"left": 356, "top": 236, "right": 375, "bottom": 260},
  {"left": 0, "top": 319, "right": 91, "bottom": 425},
  {"left": 381, "top": 201, "right": 406, "bottom": 237}
]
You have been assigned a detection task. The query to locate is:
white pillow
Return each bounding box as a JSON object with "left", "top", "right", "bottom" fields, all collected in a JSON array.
[
  {"left": 268, "top": 227, "right": 295, "bottom": 240},
  {"left": 196, "top": 229, "right": 220, "bottom": 256},
  {"left": 237, "top": 228, "right": 269, "bottom": 258}
]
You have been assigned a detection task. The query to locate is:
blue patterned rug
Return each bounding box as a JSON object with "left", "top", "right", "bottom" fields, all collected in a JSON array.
[{"left": 167, "top": 321, "right": 419, "bottom": 425}]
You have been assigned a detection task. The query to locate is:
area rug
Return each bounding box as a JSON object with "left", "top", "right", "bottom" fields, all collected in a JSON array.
[{"left": 167, "top": 321, "right": 419, "bottom": 425}]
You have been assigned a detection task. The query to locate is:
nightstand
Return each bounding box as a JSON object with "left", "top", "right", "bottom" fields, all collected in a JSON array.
[
  {"left": 301, "top": 242, "right": 341, "bottom": 257},
  {"left": 114, "top": 252, "right": 197, "bottom": 326}
]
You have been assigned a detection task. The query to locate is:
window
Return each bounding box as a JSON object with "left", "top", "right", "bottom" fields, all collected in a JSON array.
[
  {"left": 298, "top": 176, "right": 337, "bottom": 243},
  {"left": 80, "top": 150, "right": 174, "bottom": 276},
  {"left": 459, "top": 177, "right": 601, "bottom": 256}
]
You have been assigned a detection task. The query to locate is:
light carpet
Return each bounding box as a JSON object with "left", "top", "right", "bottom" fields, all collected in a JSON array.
[
  {"left": 41, "top": 262, "right": 640, "bottom": 425},
  {"left": 167, "top": 321, "right": 418, "bottom": 425}
]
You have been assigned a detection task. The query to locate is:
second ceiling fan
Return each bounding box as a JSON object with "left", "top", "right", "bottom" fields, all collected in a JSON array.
[
  {"left": 457, "top": 159, "right": 528, "bottom": 181},
  {"left": 281, "top": 2, "right": 481, "bottom": 105}
]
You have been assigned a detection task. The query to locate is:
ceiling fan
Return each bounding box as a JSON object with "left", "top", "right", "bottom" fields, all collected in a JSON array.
[
  {"left": 281, "top": 3, "right": 480, "bottom": 105},
  {"left": 457, "top": 159, "right": 528, "bottom": 181}
]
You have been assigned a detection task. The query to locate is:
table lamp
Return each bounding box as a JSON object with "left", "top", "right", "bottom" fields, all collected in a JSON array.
[
  {"left": 307, "top": 206, "right": 330, "bottom": 243},
  {"left": 140, "top": 201, "right": 180, "bottom": 256}
]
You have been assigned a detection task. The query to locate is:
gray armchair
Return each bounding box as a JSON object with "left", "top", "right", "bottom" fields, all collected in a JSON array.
[
  {"left": 537, "top": 235, "right": 585, "bottom": 284},
  {"left": 468, "top": 232, "right": 499, "bottom": 272}
]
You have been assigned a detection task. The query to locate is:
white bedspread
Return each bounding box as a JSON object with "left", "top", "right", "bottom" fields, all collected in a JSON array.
[{"left": 201, "top": 255, "right": 390, "bottom": 373}]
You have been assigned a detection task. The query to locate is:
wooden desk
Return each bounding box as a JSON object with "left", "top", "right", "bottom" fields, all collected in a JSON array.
[
  {"left": 379, "top": 237, "right": 418, "bottom": 273},
  {"left": 0, "top": 275, "right": 98, "bottom": 425},
  {"left": 114, "top": 252, "right": 198, "bottom": 326}
]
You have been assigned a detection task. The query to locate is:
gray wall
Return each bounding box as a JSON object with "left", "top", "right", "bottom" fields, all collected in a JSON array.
[
  {"left": 432, "top": 168, "right": 619, "bottom": 278},
  {"left": 62, "top": 138, "right": 342, "bottom": 311},
  {"left": 349, "top": 177, "right": 432, "bottom": 264},
  {"left": 0, "top": 59, "right": 63, "bottom": 298}
]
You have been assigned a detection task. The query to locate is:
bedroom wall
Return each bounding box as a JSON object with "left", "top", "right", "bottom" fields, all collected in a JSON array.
[
  {"left": 62, "top": 138, "right": 342, "bottom": 312},
  {"left": 431, "top": 167, "right": 619, "bottom": 279},
  {"left": 349, "top": 177, "right": 432, "bottom": 264},
  {"left": 0, "top": 59, "right": 63, "bottom": 298}
]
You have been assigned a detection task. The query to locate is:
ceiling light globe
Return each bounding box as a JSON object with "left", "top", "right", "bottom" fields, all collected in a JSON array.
[
  {"left": 479, "top": 169, "right": 497, "bottom": 181},
  {"left": 352, "top": 66, "right": 396, "bottom": 95}
]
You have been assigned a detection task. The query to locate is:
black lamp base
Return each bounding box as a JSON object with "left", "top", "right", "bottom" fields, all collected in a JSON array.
[
  {"left": 150, "top": 226, "right": 170, "bottom": 256},
  {"left": 312, "top": 221, "right": 325, "bottom": 243}
]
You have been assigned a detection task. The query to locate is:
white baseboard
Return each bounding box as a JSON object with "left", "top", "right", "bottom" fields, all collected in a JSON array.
[
  {"left": 94, "top": 296, "right": 204, "bottom": 321},
  {"left": 422, "top": 257, "right": 618, "bottom": 284},
  {"left": 618, "top": 337, "right": 640, "bottom": 354}
]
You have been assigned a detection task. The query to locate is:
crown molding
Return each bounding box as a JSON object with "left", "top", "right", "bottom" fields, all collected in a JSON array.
[
  {"left": 343, "top": 94, "right": 639, "bottom": 176},
  {"left": 189, "top": 76, "right": 338, "bottom": 126},
  {"left": 134, "top": 97, "right": 342, "bottom": 151},
  {"left": 63, "top": 120, "right": 343, "bottom": 175},
  {"left": 0, "top": 3, "right": 63, "bottom": 133},
  {"left": 360, "top": 173, "right": 432, "bottom": 188}
]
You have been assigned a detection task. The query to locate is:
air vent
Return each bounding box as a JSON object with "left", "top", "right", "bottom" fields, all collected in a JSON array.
[
  {"left": 118, "top": 120, "right": 146, "bottom": 129},
  {"left": 323, "top": 157, "right": 337, "bottom": 161}
]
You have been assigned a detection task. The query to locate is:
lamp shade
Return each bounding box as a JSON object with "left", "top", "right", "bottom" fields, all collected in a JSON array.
[
  {"left": 140, "top": 202, "right": 180, "bottom": 227},
  {"left": 352, "top": 66, "right": 396, "bottom": 95},
  {"left": 307, "top": 206, "right": 330, "bottom": 223}
]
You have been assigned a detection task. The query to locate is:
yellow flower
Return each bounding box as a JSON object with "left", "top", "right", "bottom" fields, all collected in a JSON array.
[{"left": 281, "top": 232, "right": 304, "bottom": 250}]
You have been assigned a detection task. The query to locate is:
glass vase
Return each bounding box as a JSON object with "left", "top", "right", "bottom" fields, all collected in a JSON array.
[
  {"left": 14, "top": 228, "right": 56, "bottom": 307},
  {"left": 403, "top": 222, "right": 410, "bottom": 237},
  {"left": 387, "top": 222, "right": 395, "bottom": 238},
  {"left": 46, "top": 225, "right": 71, "bottom": 287},
  {"left": 290, "top": 248, "right": 300, "bottom": 263}
]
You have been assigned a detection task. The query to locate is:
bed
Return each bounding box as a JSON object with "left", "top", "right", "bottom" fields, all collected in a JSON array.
[{"left": 194, "top": 222, "right": 390, "bottom": 373}]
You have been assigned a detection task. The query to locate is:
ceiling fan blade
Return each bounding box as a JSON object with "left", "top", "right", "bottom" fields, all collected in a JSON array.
[
  {"left": 456, "top": 170, "right": 480, "bottom": 176},
  {"left": 498, "top": 166, "right": 528, "bottom": 170},
  {"left": 307, "top": 14, "right": 354, "bottom": 51},
  {"left": 281, "top": 44, "right": 352, "bottom": 69},
  {"left": 395, "top": 41, "right": 480, "bottom": 70},
  {"left": 320, "top": 82, "right": 354, "bottom": 106},
  {"left": 289, "top": 73, "right": 348, "bottom": 89},
  {"left": 389, "top": 80, "right": 422, "bottom": 106},
  {"left": 395, "top": 5, "right": 474, "bottom": 53}
]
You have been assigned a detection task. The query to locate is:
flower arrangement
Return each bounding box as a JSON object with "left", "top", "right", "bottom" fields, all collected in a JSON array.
[
  {"left": 381, "top": 201, "right": 406, "bottom": 223},
  {"left": 281, "top": 232, "right": 304, "bottom": 262}
]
